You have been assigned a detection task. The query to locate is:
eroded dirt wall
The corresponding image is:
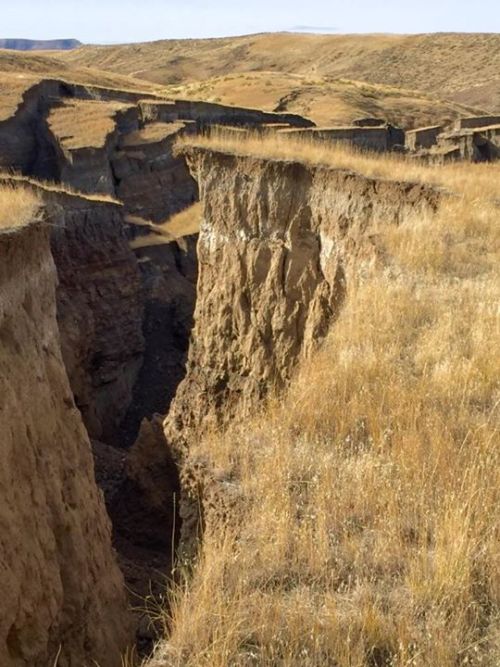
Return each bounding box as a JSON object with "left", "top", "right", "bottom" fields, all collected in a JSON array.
[
  {"left": 165, "top": 149, "right": 443, "bottom": 448},
  {"left": 0, "top": 220, "right": 131, "bottom": 667}
]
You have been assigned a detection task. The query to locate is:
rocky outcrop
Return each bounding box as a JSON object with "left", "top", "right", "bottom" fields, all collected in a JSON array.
[
  {"left": 0, "top": 79, "right": 158, "bottom": 175},
  {"left": 435, "top": 125, "right": 500, "bottom": 162},
  {"left": 166, "top": 148, "right": 443, "bottom": 447},
  {"left": 138, "top": 99, "right": 315, "bottom": 128},
  {"left": 52, "top": 104, "right": 141, "bottom": 196},
  {"left": 405, "top": 125, "right": 443, "bottom": 150},
  {"left": 0, "top": 79, "right": 65, "bottom": 175},
  {"left": 0, "top": 216, "right": 131, "bottom": 666},
  {"left": 160, "top": 147, "right": 445, "bottom": 557},
  {"left": 453, "top": 115, "right": 500, "bottom": 131},
  {"left": 110, "top": 416, "right": 180, "bottom": 555},
  {"left": 280, "top": 124, "right": 405, "bottom": 152}
]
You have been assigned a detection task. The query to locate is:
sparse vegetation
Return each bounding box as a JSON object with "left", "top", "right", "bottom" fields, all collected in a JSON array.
[
  {"left": 0, "top": 183, "right": 40, "bottom": 230},
  {"left": 0, "top": 173, "right": 121, "bottom": 204},
  {"left": 1, "top": 30, "right": 499, "bottom": 667},
  {"left": 58, "top": 33, "right": 500, "bottom": 116},
  {"left": 163, "top": 72, "right": 480, "bottom": 128}
]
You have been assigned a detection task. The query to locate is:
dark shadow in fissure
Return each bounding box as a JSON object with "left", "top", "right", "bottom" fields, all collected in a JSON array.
[
  {"left": 98, "top": 234, "right": 198, "bottom": 655},
  {"left": 118, "top": 235, "right": 198, "bottom": 448}
]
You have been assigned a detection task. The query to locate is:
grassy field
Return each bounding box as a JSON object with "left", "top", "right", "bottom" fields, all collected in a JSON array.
[
  {"left": 47, "top": 99, "right": 134, "bottom": 150},
  {"left": 59, "top": 33, "right": 500, "bottom": 112},
  {"left": 0, "top": 183, "right": 40, "bottom": 230},
  {"left": 146, "top": 136, "right": 500, "bottom": 666},
  {"left": 1, "top": 33, "right": 495, "bottom": 132},
  {"left": 164, "top": 73, "right": 479, "bottom": 129}
]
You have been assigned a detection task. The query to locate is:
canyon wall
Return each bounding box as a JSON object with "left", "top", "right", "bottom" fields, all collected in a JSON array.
[
  {"left": 166, "top": 148, "right": 443, "bottom": 448},
  {"left": 0, "top": 217, "right": 131, "bottom": 666},
  {"left": 0, "top": 80, "right": 151, "bottom": 177},
  {"left": 46, "top": 190, "right": 145, "bottom": 444},
  {"left": 161, "top": 147, "right": 444, "bottom": 556}
]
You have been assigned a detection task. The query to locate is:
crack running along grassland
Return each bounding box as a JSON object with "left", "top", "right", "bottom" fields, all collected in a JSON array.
[{"left": 151, "top": 135, "right": 500, "bottom": 666}]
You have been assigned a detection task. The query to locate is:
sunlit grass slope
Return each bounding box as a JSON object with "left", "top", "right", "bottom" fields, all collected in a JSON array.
[
  {"left": 60, "top": 33, "right": 500, "bottom": 112},
  {"left": 165, "top": 72, "right": 479, "bottom": 129}
]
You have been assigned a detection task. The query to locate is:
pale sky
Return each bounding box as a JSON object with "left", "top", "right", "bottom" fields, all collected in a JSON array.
[{"left": 1, "top": 0, "right": 499, "bottom": 43}]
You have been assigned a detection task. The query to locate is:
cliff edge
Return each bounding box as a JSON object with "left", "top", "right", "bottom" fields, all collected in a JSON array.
[{"left": 0, "top": 207, "right": 131, "bottom": 666}]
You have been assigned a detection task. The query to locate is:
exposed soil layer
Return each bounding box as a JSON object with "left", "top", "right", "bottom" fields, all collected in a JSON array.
[
  {"left": 0, "top": 218, "right": 132, "bottom": 667},
  {"left": 164, "top": 147, "right": 444, "bottom": 559}
]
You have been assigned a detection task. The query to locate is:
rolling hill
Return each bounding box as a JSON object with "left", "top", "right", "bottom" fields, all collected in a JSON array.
[
  {"left": 58, "top": 32, "right": 500, "bottom": 113},
  {"left": 163, "top": 71, "right": 480, "bottom": 128}
]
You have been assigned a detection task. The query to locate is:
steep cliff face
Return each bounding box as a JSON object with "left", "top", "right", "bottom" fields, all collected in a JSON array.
[
  {"left": 0, "top": 80, "right": 65, "bottom": 176},
  {"left": 0, "top": 219, "right": 131, "bottom": 666},
  {"left": 121, "top": 235, "right": 197, "bottom": 444},
  {"left": 166, "top": 149, "right": 443, "bottom": 446},
  {"left": 159, "top": 148, "right": 445, "bottom": 559},
  {"left": 114, "top": 122, "right": 198, "bottom": 223},
  {"left": 46, "top": 190, "right": 145, "bottom": 445}
]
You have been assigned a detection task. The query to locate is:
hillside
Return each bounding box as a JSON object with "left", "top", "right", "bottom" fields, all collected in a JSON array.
[
  {"left": 0, "top": 49, "right": 163, "bottom": 121},
  {"left": 0, "top": 38, "right": 81, "bottom": 50},
  {"left": 59, "top": 32, "right": 500, "bottom": 112},
  {"left": 164, "top": 71, "right": 479, "bottom": 129},
  {"left": 1, "top": 33, "right": 491, "bottom": 130}
]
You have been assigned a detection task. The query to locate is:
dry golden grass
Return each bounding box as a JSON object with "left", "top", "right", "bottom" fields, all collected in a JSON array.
[
  {"left": 150, "top": 143, "right": 499, "bottom": 666},
  {"left": 47, "top": 99, "right": 133, "bottom": 149},
  {"left": 59, "top": 33, "right": 500, "bottom": 112},
  {"left": 128, "top": 203, "right": 202, "bottom": 251},
  {"left": 163, "top": 202, "right": 202, "bottom": 239},
  {"left": 121, "top": 122, "right": 187, "bottom": 147},
  {"left": 0, "top": 172, "right": 121, "bottom": 204},
  {"left": 0, "top": 184, "right": 40, "bottom": 230},
  {"left": 177, "top": 129, "right": 500, "bottom": 200},
  {"left": 164, "top": 72, "right": 479, "bottom": 129}
]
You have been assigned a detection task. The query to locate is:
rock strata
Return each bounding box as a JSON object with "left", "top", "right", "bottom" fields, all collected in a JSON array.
[{"left": 41, "top": 188, "right": 145, "bottom": 445}]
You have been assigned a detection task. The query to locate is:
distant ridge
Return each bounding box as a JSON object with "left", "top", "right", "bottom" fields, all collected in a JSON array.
[{"left": 0, "top": 38, "right": 82, "bottom": 51}]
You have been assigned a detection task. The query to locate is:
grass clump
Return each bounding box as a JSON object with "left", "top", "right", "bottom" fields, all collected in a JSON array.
[{"left": 0, "top": 184, "right": 40, "bottom": 230}]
